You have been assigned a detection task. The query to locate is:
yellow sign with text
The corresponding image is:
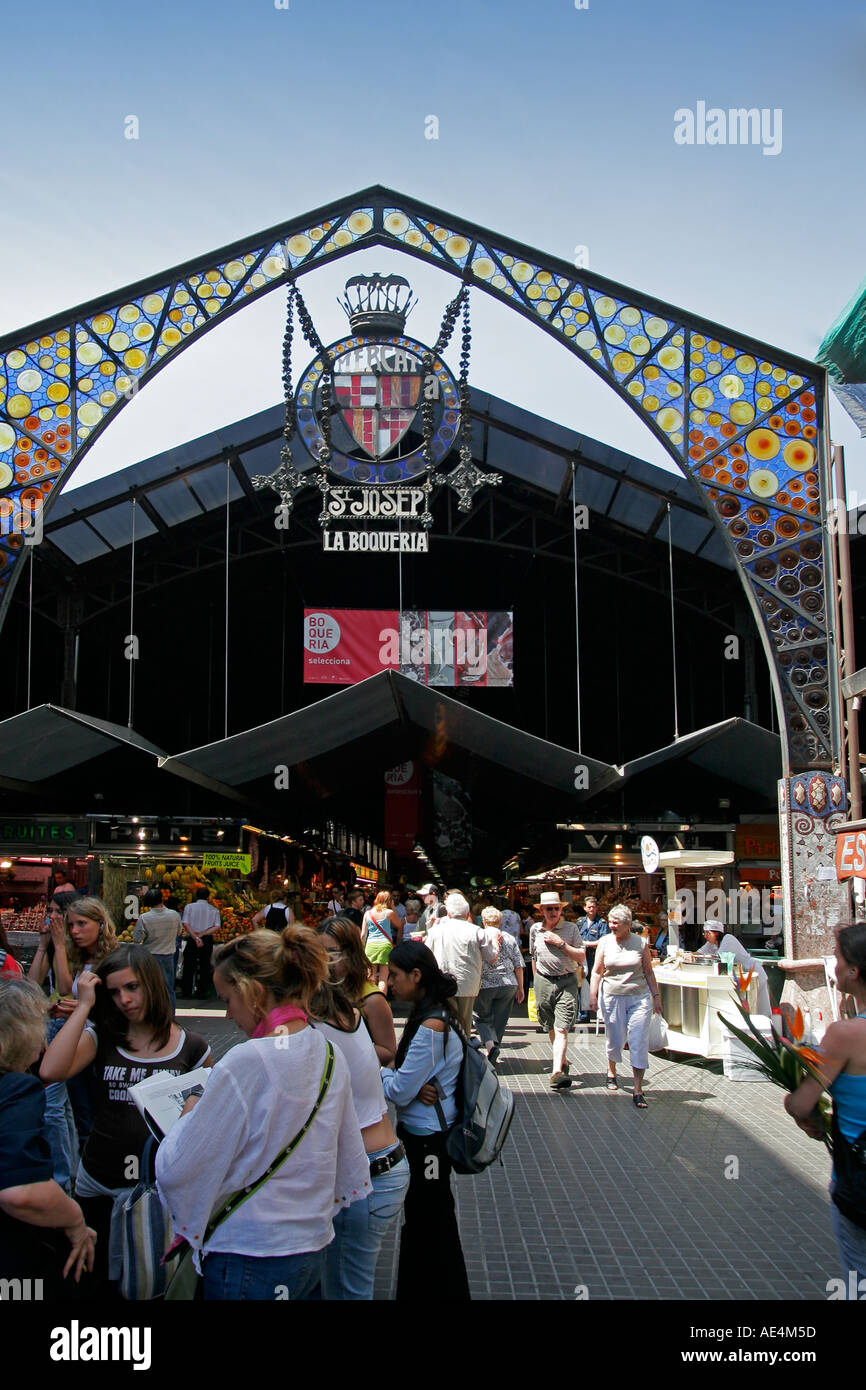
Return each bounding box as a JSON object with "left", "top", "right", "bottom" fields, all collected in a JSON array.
[{"left": 202, "top": 853, "right": 251, "bottom": 874}]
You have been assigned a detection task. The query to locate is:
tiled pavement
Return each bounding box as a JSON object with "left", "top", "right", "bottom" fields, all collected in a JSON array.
[{"left": 177, "top": 1002, "right": 841, "bottom": 1302}]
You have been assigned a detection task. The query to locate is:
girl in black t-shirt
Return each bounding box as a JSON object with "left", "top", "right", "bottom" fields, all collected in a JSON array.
[{"left": 41, "top": 945, "right": 211, "bottom": 1291}]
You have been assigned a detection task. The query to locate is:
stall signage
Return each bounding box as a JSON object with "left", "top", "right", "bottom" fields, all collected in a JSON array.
[
  {"left": 640, "top": 836, "right": 660, "bottom": 874},
  {"left": 202, "top": 853, "right": 251, "bottom": 874},
  {"left": 350, "top": 860, "right": 381, "bottom": 883},
  {"left": 0, "top": 820, "right": 89, "bottom": 849},
  {"left": 735, "top": 823, "right": 781, "bottom": 860},
  {"left": 835, "top": 828, "right": 866, "bottom": 881}
]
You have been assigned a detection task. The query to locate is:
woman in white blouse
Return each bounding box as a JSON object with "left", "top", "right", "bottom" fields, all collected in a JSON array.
[
  {"left": 155, "top": 926, "right": 370, "bottom": 1301},
  {"left": 589, "top": 905, "right": 662, "bottom": 1109}
]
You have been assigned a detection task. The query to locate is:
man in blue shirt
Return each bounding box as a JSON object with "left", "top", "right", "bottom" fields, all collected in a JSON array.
[{"left": 576, "top": 896, "right": 609, "bottom": 1022}]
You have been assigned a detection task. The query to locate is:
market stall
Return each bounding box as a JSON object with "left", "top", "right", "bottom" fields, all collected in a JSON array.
[{"left": 653, "top": 956, "right": 758, "bottom": 1059}]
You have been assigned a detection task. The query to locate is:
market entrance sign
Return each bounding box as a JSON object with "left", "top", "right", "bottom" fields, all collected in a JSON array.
[
  {"left": 252, "top": 272, "right": 501, "bottom": 553},
  {"left": 202, "top": 853, "right": 251, "bottom": 874}
]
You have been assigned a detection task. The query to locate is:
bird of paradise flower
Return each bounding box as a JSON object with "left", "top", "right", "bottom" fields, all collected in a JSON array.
[{"left": 721, "top": 997, "right": 833, "bottom": 1152}]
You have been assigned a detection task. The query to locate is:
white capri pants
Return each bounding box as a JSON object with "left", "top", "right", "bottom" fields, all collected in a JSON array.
[{"left": 600, "top": 989, "right": 652, "bottom": 1071}]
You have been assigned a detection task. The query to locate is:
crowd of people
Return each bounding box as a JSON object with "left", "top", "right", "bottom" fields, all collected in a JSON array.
[{"left": 1, "top": 880, "right": 865, "bottom": 1301}]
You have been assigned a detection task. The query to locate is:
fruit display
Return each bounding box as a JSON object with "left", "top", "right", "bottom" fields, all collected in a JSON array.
[{"left": 116, "top": 863, "right": 267, "bottom": 944}]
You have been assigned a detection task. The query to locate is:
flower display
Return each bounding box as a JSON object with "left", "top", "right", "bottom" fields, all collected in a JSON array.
[{"left": 721, "top": 996, "right": 832, "bottom": 1152}]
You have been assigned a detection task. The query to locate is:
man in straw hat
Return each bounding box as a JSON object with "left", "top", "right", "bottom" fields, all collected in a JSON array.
[{"left": 529, "top": 892, "right": 587, "bottom": 1089}]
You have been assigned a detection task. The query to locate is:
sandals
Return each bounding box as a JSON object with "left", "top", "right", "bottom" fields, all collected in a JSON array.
[
  {"left": 605, "top": 1077, "right": 618, "bottom": 1091},
  {"left": 633, "top": 1093, "right": 648, "bottom": 1109},
  {"left": 550, "top": 1061, "right": 572, "bottom": 1089}
]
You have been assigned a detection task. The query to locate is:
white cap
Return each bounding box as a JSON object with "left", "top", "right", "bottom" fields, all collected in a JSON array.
[{"left": 419, "top": 883, "right": 437, "bottom": 896}]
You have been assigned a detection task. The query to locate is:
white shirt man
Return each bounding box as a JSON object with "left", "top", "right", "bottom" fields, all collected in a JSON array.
[
  {"left": 425, "top": 892, "right": 501, "bottom": 1036},
  {"left": 179, "top": 890, "right": 222, "bottom": 1000},
  {"left": 696, "top": 922, "right": 771, "bottom": 1016},
  {"left": 416, "top": 884, "right": 441, "bottom": 935}
]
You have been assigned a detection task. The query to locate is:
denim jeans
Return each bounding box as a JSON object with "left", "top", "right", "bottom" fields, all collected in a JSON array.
[
  {"left": 830, "top": 1182, "right": 866, "bottom": 1286},
  {"left": 154, "top": 953, "right": 176, "bottom": 1010},
  {"left": 321, "top": 1148, "right": 410, "bottom": 1299},
  {"left": 43, "top": 1017, "right": 79, "bottom": 1191},
  {"left": 201, "top": 1248, "right": 325, "bottom": 1301}
]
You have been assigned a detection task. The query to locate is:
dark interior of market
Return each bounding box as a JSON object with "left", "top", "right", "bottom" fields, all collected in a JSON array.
[{"left": 1, "top": 387, "right": 863, "bottom": 877}]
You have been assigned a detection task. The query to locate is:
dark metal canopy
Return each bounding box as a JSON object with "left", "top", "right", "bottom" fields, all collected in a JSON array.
[
  {"left": 158, "top": 670, "right": 621, "bottom": 802},
  {"left": 618, "top": 717, "right": 782, "bottom": 798}
]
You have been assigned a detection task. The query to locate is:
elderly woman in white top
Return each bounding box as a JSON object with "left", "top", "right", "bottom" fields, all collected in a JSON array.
[
  {"left": 475, "top": 907, "right": 524, "bottom": 1067},
  {"left": 696, "top": 922, "right": 772, "bottom": 1016},
  {"left": 589, "top": 904, "right": 662, "bottom": 1109}
]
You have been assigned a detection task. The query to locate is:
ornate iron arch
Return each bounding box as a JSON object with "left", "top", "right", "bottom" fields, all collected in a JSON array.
[{"left": 0, "top": 185, "right": 837, "bottom": 774}]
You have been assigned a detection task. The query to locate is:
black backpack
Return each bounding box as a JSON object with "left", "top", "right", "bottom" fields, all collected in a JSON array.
[{"left": 434, "top": 1020, "right": 515, "bottom": 1175}]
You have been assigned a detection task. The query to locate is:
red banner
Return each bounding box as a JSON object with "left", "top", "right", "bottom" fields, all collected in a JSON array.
[
  {"left": 303, "top": 609, "right": 395, "bottom": 684},
  {"left": 384, "top": 761, "right": 421, "bottom": 854},
  {"left": 303, "top": 609, "right": 514, "bottom": 686}
]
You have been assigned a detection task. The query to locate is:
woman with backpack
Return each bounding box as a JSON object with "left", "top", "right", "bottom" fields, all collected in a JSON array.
[
  {"left": 381, "top": 940, "right": 470, "bottom": 1301},
  {"left": 361, "top": 891, "right": 402, "bottom": 994},
  {"left": 252, "top": 888, "right": 296, "bottom": 934}
]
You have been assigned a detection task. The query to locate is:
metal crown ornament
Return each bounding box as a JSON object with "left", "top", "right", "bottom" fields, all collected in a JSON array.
[{"left": 252, "top": 276, "right": 502, "bottom": 552}]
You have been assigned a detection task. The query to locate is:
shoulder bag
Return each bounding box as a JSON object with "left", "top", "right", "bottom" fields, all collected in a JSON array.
[
  {"left": 164, "top": 1039, "right": 336, "bottom": 1299},
  {"left": 831, "top": 1107, "right": 866, "bottom": 1233}
]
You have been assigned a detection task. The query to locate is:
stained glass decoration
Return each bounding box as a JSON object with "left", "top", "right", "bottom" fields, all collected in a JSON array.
[{"left": 0, "top": 187, "right": 832, "bottom": 770}]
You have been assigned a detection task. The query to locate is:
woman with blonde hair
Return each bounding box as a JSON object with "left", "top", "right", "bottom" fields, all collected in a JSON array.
[
  {"left": 308, "top": 948, "right": 409, "bottom": 1298},
  {"left": 0, "top": 978, "right": 96, "bottom": 1295},
  {"left": 27, "top": 892, "right": 108, "bottom": 1183},
  {"left": 317, "top": 914, "right": 397, "bottom": 1065},
  {"left": 361, "top": 891, "right": 402, "bottom": 993},
  {"left": 589, "top": 904, "right": 662, "bottom": 1108},
  {"left": 156, "top": 926, "right": 369, "bottom": 1300}
]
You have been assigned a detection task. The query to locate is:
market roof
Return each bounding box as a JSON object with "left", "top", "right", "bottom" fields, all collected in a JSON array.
[
  {"left": 618, "top": 717, "right": 782, "bottom": 798},
  {"left": 159, "top": 670, "right": 621, "bottom": 802},
  {"left": 0, "top": 705, "right": 169, "bottom": 782},
  {"left": 43, "top": 388, "right": 734, "bottom": 569}
]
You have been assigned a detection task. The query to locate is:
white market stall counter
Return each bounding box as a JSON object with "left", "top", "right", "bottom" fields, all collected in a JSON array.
[{"left": 653, "top": 961, "right": 758, "bottom": 1059}]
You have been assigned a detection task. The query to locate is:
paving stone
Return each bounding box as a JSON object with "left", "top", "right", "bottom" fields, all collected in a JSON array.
[{"left": 189, "top": 1010, "right": 841, "bottom": 1301}]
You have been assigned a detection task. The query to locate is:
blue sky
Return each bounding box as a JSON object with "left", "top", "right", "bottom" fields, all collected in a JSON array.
[{"left": 2, "top": 0, "right": 865, "bottom": 494}]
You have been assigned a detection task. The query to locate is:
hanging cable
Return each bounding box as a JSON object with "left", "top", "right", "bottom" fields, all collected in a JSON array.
[
  {"left": 572, "top": 459, "right": 582, "bottom": 754},
  {"left": 128, "top": 497, "right": 136, "bottom": 728},
  {"left": 224, "top": 457, "right": 231, "bottom": 739},
  {"left": 667, "top": 502, "right": 679, "bottom": 740},
  {"left": 26, "top": 543, "right": 34, "bottom": 711}
]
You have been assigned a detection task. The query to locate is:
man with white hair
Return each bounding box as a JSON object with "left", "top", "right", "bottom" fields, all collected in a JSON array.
[{"left": 425, "top": 892, "right": 502, "bottom": 1035}]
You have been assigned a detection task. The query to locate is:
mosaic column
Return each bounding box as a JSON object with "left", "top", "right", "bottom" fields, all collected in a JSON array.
[{"left": 778, "top": 772, "right": 851, "bottom": 1029}]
